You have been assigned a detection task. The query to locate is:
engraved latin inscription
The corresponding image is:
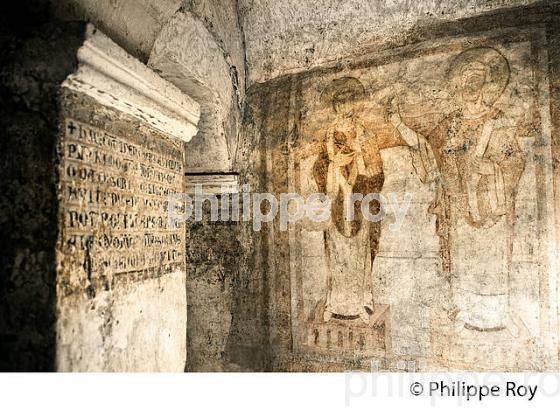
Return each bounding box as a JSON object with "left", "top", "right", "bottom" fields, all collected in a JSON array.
[{"left": 58, "top": 119, "right": 185, "bottom": 294}]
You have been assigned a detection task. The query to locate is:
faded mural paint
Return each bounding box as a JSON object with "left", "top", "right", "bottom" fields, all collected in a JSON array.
[{"left": 256, "top": 25, "right": 558, "bottom": 371}]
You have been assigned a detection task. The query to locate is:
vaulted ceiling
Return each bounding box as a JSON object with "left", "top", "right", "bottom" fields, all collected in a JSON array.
[
  {"left": 53, "top": 0, "right": 542, "bottom": 85},
  {"left": 52, "top": 0, "right": 183, "bottom": 62}
]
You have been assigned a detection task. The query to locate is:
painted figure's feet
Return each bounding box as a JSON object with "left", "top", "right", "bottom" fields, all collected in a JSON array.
[
  {"left": 360, "top": 309, "right": 370, "bottom": 324},
  {"left": 454, "top": 310, "right": 468, "bottom": 335},
  {"left": 505, "top": 314, "right": 520, "bottom": 338}
]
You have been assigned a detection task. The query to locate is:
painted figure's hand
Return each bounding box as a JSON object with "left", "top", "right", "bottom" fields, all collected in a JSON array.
[
  {"left": 385, "top": 97, "right": 402, "bottom": 127},
  {"left": 473, "top": 158, "right": 494, "bottom": 175},
  {"left": 326, "top": 129, "right": 335, "bottom": 160},
  {"left": 332, "top": 152, "right": 355, "bottom": 168},
  {"left": 349, "top": 138, "right": 362, "bottom": 153}
]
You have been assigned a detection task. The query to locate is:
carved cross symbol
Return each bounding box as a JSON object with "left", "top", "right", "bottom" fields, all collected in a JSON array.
[{"left": 67, "top": 122, "right": 77, "bottom": 135}]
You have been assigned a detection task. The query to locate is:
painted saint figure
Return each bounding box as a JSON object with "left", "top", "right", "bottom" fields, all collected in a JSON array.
[
  {"left": 388, "top": 48, "right": 526, "bottom": 334},
  {"left": 313, "top": 77, "right": 384, "bottom": 323}
]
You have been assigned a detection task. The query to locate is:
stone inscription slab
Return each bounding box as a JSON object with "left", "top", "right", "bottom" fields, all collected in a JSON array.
[{"left": 57, "top": 118, "right": 185, "bottom": 295}]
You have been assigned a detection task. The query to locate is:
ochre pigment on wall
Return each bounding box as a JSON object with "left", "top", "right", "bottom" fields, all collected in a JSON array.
[{"left": 255, "top": 25, "right": 559, "bottom": 371}]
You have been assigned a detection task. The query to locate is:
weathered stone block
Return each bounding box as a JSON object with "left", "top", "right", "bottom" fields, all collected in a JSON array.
[{"left": 0, "top": 21, "right": 199, "bottom": 371}]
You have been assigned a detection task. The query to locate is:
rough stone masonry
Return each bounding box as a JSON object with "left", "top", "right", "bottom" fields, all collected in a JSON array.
[{"left": 1, "top": 0, "right": 560, "bottom": 372}]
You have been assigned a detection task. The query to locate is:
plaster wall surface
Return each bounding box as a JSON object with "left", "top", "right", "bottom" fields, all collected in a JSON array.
[
  {"left": 238, "top": 0, "right": 544, "bottom": 84},
  {"left": 243, "top": 4, "right": 560, "bottom": 370}
]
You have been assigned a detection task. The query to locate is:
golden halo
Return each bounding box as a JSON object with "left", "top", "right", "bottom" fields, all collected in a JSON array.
[
  {"left": 320, "top": 77, "right": 366, "bottom": 111},
  {"left": 447, "top": 47, "right": 510, "bottom": 107}
]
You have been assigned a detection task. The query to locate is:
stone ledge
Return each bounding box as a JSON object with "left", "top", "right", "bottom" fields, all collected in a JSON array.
[
  {"left": 185, "top": 173, "right": 240, "bottom": 194},
  {"left": 63, "top": 24, "right": 200, "bottom": 143}
]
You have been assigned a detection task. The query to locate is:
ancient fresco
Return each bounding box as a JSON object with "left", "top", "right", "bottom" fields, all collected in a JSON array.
[{"left": 278, "top": 28, "right": 558, "bottom": 370}]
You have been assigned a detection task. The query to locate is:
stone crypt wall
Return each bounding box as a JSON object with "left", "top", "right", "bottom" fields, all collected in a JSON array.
[
  {"left": 246, "top": 4, "right": 560, "bottom": 371},
  {"left": 0, "top": 15, "right": 200, "bottom": 371},
  {"left": 145, "top": 1, "right": 263, "bottom": 371},
  {"left": 51, "top": 0, "right": 267, "bottom": 372},
  {"left": 2, "top": 1, "right": 560, "bottom": 373},
  {"left": 238, "top": 0, "right": 546, "bottom": 85}
]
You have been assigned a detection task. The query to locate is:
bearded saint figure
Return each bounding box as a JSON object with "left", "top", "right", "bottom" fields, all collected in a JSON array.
[{"left": 387, "top": 47, "right": 526, "bottom": 335}]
